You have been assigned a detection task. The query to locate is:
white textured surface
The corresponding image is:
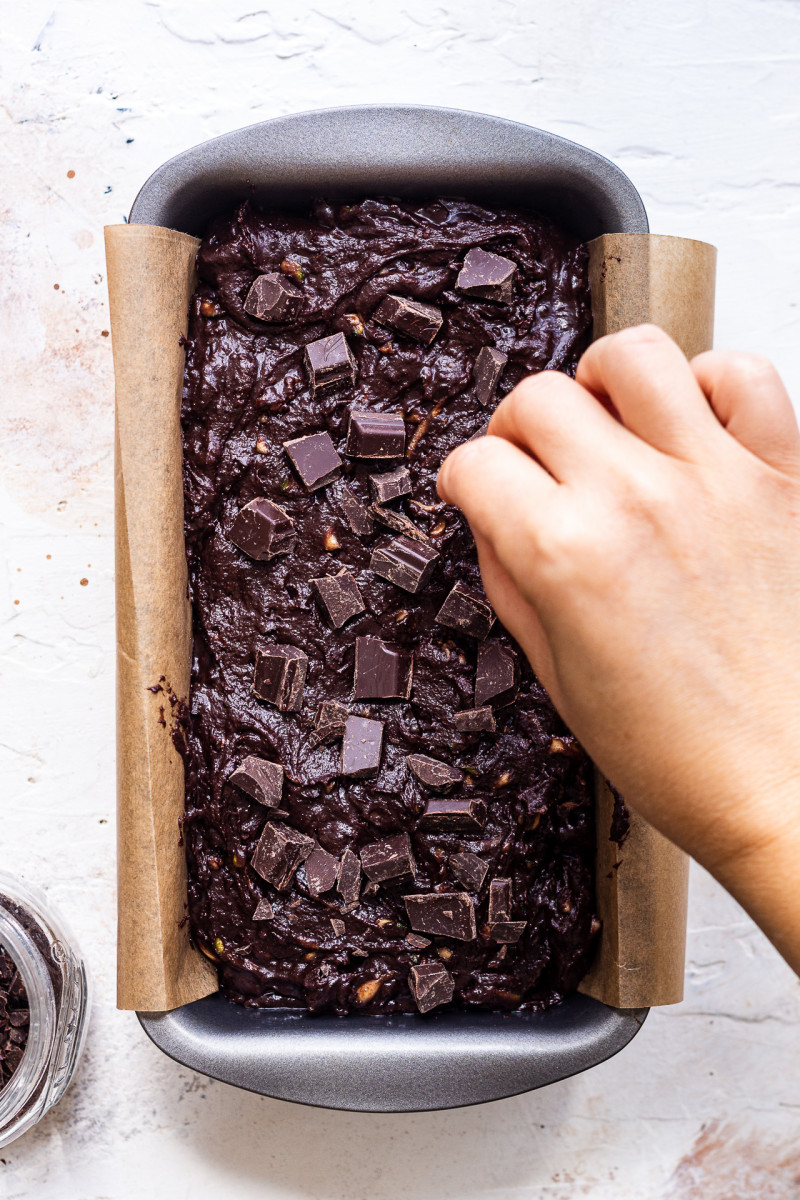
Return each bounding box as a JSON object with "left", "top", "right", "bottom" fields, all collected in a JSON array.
[{"left": 1, "top": 1, "right": 799, "bottom": 1196}]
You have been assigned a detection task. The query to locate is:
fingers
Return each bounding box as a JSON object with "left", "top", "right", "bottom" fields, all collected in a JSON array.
[
  {"left": 577, "top": 325, "right": 722, "bottom": 458},
  {"left": 691, "top": 351, "right": 800, "bottom": 472},
  {"left": 487, "top": 368, "right": 642, "bottom": 483},
  {"left": 438, "top": 432, "right": 556, "bottom": 569}
]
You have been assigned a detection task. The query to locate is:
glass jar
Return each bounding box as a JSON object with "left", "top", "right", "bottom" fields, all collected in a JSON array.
[{"left": 0, "top": 872, "right": 90, "bottom": 1147}]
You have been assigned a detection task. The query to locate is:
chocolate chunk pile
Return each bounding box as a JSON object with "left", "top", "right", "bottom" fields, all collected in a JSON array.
[
  {"left": 181, "top": 196, "right": 596, "bottom": 1015},
  {"left": 0, "top": 946, "right": 29, "bottom": 1086}
]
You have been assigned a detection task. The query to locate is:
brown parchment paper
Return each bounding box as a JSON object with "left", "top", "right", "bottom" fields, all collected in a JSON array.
[
  {"left": 578, "top": 232, "right": 716, "bottom": 1008},
  {"left": 107, "top": 224, "right": 217, "bottom": 1011},
  {"left": 108, "top": 224, "right": 714, "bottom": 1012}
]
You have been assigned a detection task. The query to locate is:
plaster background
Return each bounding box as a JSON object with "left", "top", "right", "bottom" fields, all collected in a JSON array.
[{"left": 1, "top": 1, "right": 799, "bottom": 1196}]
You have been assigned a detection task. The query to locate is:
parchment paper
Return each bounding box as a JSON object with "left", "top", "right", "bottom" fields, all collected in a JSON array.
[
  {"left": 107, "top": 225, "right": 217, "bottom": 1011},
  {"left": 107, "top": 225, "right": 715, "bottom": 1012},
  {"left": 578, "top": 232, "right": 716, "bottom": 1008}
]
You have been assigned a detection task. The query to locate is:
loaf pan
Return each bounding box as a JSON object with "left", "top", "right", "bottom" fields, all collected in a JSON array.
[{"left": 130, "top": 104, "right": 649, "bottom": 1113}]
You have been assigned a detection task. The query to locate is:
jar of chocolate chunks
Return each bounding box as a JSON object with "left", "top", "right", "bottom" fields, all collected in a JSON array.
[{"left": 0, "top": 873, "right": 90, "bottom": 1147}]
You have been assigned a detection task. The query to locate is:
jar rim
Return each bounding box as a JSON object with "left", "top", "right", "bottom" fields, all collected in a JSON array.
[{"left": 0, "top": 900, "right": 58, "bottom": 1134}]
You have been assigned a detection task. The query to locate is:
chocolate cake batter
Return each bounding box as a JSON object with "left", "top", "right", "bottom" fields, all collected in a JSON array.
[{"left": 180, "top": 197, "right": 597, "bottom": 1014}]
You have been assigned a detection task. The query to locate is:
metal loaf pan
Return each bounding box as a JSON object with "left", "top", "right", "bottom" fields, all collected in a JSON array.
[{"left": 131, "top": 105, "right": 649, "bottom": 1113}]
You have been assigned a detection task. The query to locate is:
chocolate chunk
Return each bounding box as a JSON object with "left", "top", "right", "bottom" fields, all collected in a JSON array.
[
  {"left": 407, "top": 754, "right": 462, "bottom": 791},
  {"left": 304, "top": 331, "right": 356, "bottom": 393},
  {"left": 311, "top": 569, "right": 365, "bottom": 629},
  {"left": 253, "top": 643, "right": 308, "bottom": 711},
  {"left": 473, "top": 346, "right": 508, "bottom": 406},
  {"left": 474, "top": 641, "right": 519, "bottom": 708},
  {"left": 488, "top": 920, "right": 527, "bottom": 944},
  {"left": 305, "top": 846, "right": 340, "bottom": 896},
  {"left": 229, "top": 498, "right": 295, "bottom": 561},
  {"left": 310, "top": 700, "right": 348, "bottom": 747},
  {"left": 488, "top": 878, "right": 512, "bottom": 922},
  {"left": 340, "top": 484, "right": 375, "bottom": 536},
  {"left": 468, "top": 420, "right": 491, "bottom": 442},
  {"left": 244, "top": 272, "right": 303, "bottom": 322},
  {"left": 228, "top": 755, "right": 284, "bottom": 808},
  {"left": 404, "top": 892, "right": 477, "bottom": 941},
  {"left": 283, "top": 431, "right": 343, "bottom": 491},
  {"left": 340, "top": 715, "right": 384, "bottom": 778},
  {"left": 369, "top": 465, "right": 412, "bottom": 505},
  {"left": 456, "top": 247, "right": 517, "bottom": 303},
  {"left": 346, "top": 411, "right": 406, "bottom": 458},
  {"left": 406, "top": 932, "right": 432, "bottom": 950},
  {"left": 360, "top": 832, "right": 415, "bottom": 883},
  {"left": 309, "top": 722, "right": 344, "bottom": 749},
  {"left": 370, "top": 536, "right": 439, "bottom": 593},
  {"left": 409, "top": 961, "right": 455, "bottom": 1013},
  {"left": 448, "top": 851, "right": 489, "bottom": 891},
  {"left": 252, "top": 898, "right": 274, "bottom": 920},
  {"left": 330, "top": 918, "right": 346, "bottom": 937},
  {"left": 436, "top": 582, "right": 495, "bottom": 639},
  {"left": 353, "top": 636, "right": 413, "bottom": 700},
  {"left": 370, "top": 505, "right": 430, "bottom": 544},
  {"left": 418, "top": 798, "right": 487, "bottom": 832},
  {"left": 337, "top": 847, "right": 362, "bottom": 911},
  {"left": 373, "top": 293, "right": 443, "bottom": 345},
  {"left": 251, "top": 822, "right": 315, "bottom": 890},
  {"left": 453, "top": 707, "right": 496, "bottom": 733}
]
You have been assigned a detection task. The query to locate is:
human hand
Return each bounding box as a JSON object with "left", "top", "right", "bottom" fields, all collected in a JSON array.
[{"left": 438, "top": 326, "right": 800, "bottom": 970}]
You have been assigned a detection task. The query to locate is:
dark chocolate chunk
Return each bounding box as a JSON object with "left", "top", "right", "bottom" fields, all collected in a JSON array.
[
  {"left": 330, "top": 918, "right": 346, "bottom": 937},
  {"left": 370, "top": 535, "right": 439, "bottom": 593},
  {"left": 228, "top": 498, "right": 295, "bottom": 561},
  {"left": 311, "top": 569, "right": 365, "bottom": 629},
  {"left": 310, "top": 699, "right": 348, "bottom": 748},
  {"left": 346, "top": 410, "right": 406, "bottom": 458},
  {"left": 369, "top": 465, "right": 412, "bottom": 505},
  {"left": 340, "top": 484, "right": 375, "bottom": 536},
  {"left": 406, "top": 932, "right": 432, "bottom": 950},
  {"left": 438, "top": 583, "right": 494, "bottom": 643},
  {"left": 488, "top": 878, "right": 512, "bottom": 922},
  {"left": 337, "top": 847, "right": 362, "bottom": 911},
  {"left": 353, "top": 636, "right": 413, "bottom": 700},
  {"left": 304, "top": 331, "right": 356, "bottom": 392},
  {"left": 252, "top": 898, "right": 274, "bottom": 920},
  {"left": 418, "top": 798, "right": 487, "bottom": 832},
  {"left": 370, "top": 505, "right": 430, "bottom": 544},
  {"left": 453, "top": 707, "right": 496, "bottom": 733},
  {"left": 309, "top": 723, "right": 344, "bottom": 749},
  {"left": 305, "top": 846, "right": 340, "bottom": 896},
  {"left": 409, "top": 961, "right": 455, "bottom": 1013},
  {"left": 228, "top": 755, "right": 284, "bottom": 808},
  {"left": 340, "top": 715, "right": 384, "bottom": 778},
  {"left": 283, "top": 431, "right": 343, "bottom": 491},
  {"left": 456, "top": 247, "right": 517, "bottom": 303},
  {"left": 251, "top": 822, "right": 315, "bottom": 891},
  {"left": 407, "top": 754, "right": 462, "bottom": 791},
  {"left": 488, "top": 920, "right": 527, "bottom": 944},
  {"left": 474, "top": 641, "right": 519, "bottom": 708},
  {"left": 468, "top": 420, "right": 491, "bottom": 442},
  {"left": 473, "top": 346, "right": 508, "bottom": 406},
  {"left": 360, "top": 832, "right": 415, "bottom": 883},
  {"left": 373, "top": 293, "right": 443, "bottom": 345},
  {"left": 404, "top": 892, "right": 477, "bottom": 941},
  {"left": 436, "top": 582, "right": 495, "bottom": 639},
  {"left": 244, "top": 272, "right": 303, "bottom": 322},
  {"left": 253, "top": 643, "right": 308, "bottom": 711},
  {"left": 448, "top": 851, "right": 489, "bottom": 891}
]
